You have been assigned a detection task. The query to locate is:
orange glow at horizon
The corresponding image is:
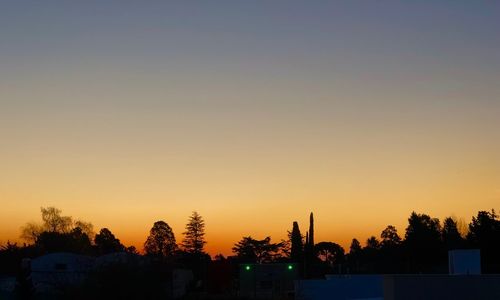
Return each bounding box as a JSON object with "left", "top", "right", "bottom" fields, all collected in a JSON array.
[{"left": 1, "top": 119, "right": 499, "bottom": 255}]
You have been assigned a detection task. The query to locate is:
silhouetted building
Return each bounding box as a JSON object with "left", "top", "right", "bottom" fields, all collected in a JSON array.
[
  {"left": 383, "top": 274, "right": 500, "bottom": 300},
  {"left": 94, "top": 252, "right": 144, "bottom": 269},
  {"left": 239, "top": 263, "right": 298, "bottom": 299},
  {"left": 448, "top": 249, "right": 481, "bottom": 275},
  {"left": 295, "top": 250, "right": 499, "bottom": 300},
  {"left": 30, "top": 252, "right": 94, "bottom": 290},
  {"left": 295, "top": 275, "right": 383, "bottom": 300}
]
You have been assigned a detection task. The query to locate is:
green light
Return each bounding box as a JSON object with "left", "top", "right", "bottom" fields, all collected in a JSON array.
[
  {"left": 245, "top": 265, "right": 251, "bottom": 271},
  {"left": 288, "top": 265, "right": 293, "bottom": 270}
]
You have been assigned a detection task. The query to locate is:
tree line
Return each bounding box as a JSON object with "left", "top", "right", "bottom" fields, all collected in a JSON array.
[
  {"left": 229, "top": 210, "right": 500, "bottom": 275},
  {"left": 0, "top": 208, "right": 208, "bottom": 275},
  {"left": 15, "top": 207, "right": 207, "bottom": 257},
  {"left": 1, "top": 207, "right": 500, "bottom": 276}
]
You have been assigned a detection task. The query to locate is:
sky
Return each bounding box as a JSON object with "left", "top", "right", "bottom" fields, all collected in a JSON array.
[{"left": 1, "top": 1, "right": 499, "bottom": 255}]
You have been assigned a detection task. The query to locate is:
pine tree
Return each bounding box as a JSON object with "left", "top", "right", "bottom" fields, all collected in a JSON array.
[{"left": 182, "top": 211, "right": 207, "bottom": 254}]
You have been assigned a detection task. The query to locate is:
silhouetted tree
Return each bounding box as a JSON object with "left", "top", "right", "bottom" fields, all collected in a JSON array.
[
  {"left": 290, "top": 221, "right": 304, "bottom": 262},
  {"left": 69, "top": 227, "right": 92, "bottom": 253},
  {"left": 376, "top": 226, "right": 403, "bottom": 273},
  {"left": 347, "top": 238, "right": 362, "bottom": 273},
  {"left": 442, "top": 217, "right": 464, "bottom": 250},
  {"left": 182, "top": 211, "right": 207, "bottom": 254},
  {"left": 467, "top": 210, "right": 500, "bottom": 247},
  {"left": 404, "top": 212, "right": 444, "bottom": 272},
  {"left": 350, "top": 238, "right": 362, "bottom": 254},
  {"left": 405, "top": 212, "right": 441, "bottom": 244},
  {"left": 126, "top": 246, "right": 138, "bottom": 254},
  {"left": 214, "top": 254, "right": 226, "bottom": 261},
  {"left": 19, "top": 207, "right": 94, "bottom": 254},
  {"left": 36, "top": 228, "right": 92, "bottom": 254},
  {"left": 21, "top": 206, "right": 73, "bottom": 242},
  {"left": 308, "top": 213, "right": 315, "bottom": 245},
  {"left": 278, "top": 238, "right": 291, "bottom": 258},
  {"left": 232, "top": 236, "right": 283, "bottom": 263},
  {"left": 362, "top": 236, "right": 381, "bottom": 272},
  {"left": 314, "top": 242, "right": 344, "bottom": 266},
  {"left": 95, "top": 228, "right": 125, "bottom": 254},
  {"left": 365, "top": 236, "right": 380, "bottom": 250},
  {"left": 467, "top": 210, "right": 500, "bottom": 272},
  {"left": 74, "top": 220, "right": 95, "bottom": 239},
  {"left": 304, "top": 213, "right": 315, "bottom": 259},
  {"left": 41, "top": 207, "right": 72, "bottom": 232},
  {"left": 381, "top": 225, "right": 401, "bottom": 248},
  {"left": 20, "top": 207, "right": 93, "bottom": 245},
  {"left": 20, "top": 222, "right": 42, "bottom": 244},
  {"left": 456, "top": 217, "right": 469, "bottom": 238},
  {"left": 144, "top": 221, "right": 177, "bottom": 257},
  {"left": 232, "top": 236, "right": 258, "bottom": 262}
]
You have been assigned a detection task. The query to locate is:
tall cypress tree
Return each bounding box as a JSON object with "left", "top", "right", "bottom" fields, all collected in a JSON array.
[
  {"left": 309, "top": 212, "right": 315, "bottom": 247},
  {"left": 291, "top": 221, "right": 304, "bottom": 262},
  {"left": 304, "top": 212, "right": 315, "bottom": 258},
  {"left": 303, "top": 212, "right": 316, "bottom": 278}
]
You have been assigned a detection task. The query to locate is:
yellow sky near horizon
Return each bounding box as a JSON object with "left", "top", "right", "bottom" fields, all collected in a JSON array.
[{"left": 1, "top": 148, "right": 498, "bottom": 256}]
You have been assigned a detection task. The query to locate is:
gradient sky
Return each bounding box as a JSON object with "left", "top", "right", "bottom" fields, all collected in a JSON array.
[{"left": 1, "top": 1, "right": 499, "bottom": 255}]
